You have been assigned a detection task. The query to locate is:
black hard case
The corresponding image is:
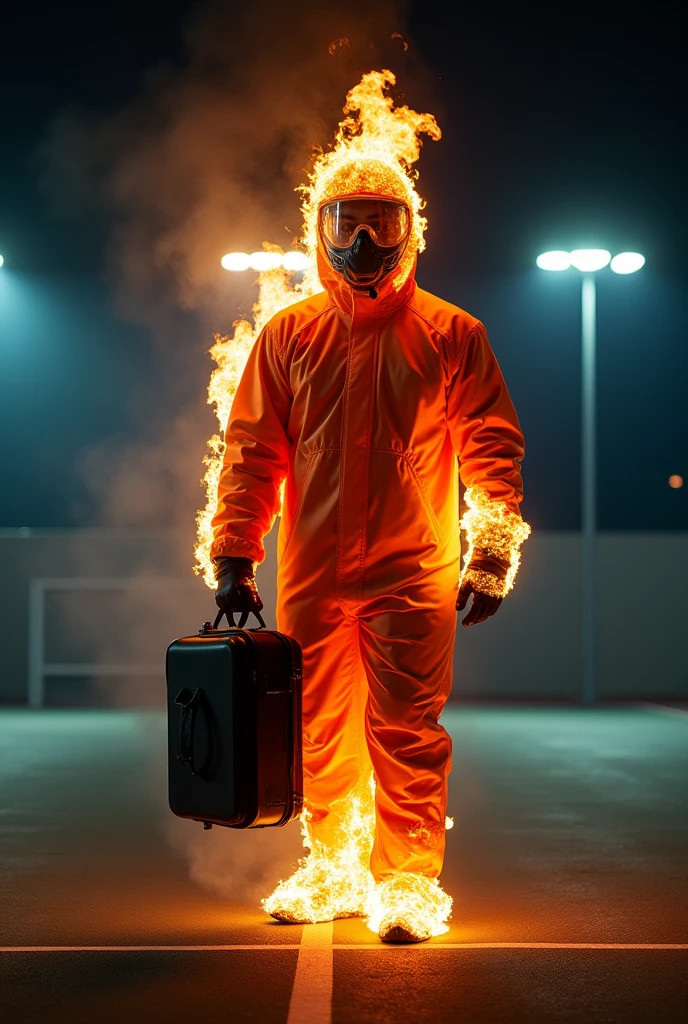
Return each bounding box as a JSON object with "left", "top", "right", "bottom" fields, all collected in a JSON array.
[{"left": 166, "top": 612, "right": 303, "bottom": 829}]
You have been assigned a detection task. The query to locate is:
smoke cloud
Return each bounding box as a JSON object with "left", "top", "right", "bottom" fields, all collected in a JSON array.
[
  {"left": 166, "top": 812, "right": 305, "bottom": 903},
  {"left": 38, "top": 0, "right": 429, "bottom": 899},
  {"left": 40, "top": 0, "right": 424, "bottom": 532},
  {"left": 42, "top": 0, "right": 418, "bottom": 332}
]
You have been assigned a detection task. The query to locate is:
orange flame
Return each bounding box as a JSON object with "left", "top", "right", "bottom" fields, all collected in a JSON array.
[
  {"left": 366, "top": 872, "right": 453, "bottom": 941},
  {"left": 262, "top": 776, "right": 453, "bottom": 939},
  {"left": 194, "top": 72, "right": 452, "bottom": 938},
  {"left": 194, "top": 70, "right": 440, "bottom": 585},
  {"left": 299, "top": 68, "right": 441, "bottom": 291},
  {"left": 193, "top": 254, "right": 315, "bottom": 587},
  {"left": 263, "top": 777, "right": 376, "bottom": 923},
  {"left": 328, "top": 36, "right": 350, "bottom": 55},
  {"left": 459, "top": 486, "right": 532, "bottom": 597}
]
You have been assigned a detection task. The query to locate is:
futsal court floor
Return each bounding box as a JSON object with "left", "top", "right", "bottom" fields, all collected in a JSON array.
[{"left": 1, "top": 705, "right": 687, "bottom": 1023}]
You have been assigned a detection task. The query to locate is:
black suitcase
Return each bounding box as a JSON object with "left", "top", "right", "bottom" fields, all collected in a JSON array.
[{"left": 166, "top": 608, "right": 303, "bottom": 829}]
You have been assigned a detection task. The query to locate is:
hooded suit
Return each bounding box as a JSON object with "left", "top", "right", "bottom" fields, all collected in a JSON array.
[{"left": 210, "top": 170, "right": 525, "bottom": 880}]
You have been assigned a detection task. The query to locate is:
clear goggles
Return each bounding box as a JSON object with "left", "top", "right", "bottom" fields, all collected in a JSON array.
[{"left": 319, "top": 197, "right": 410, "bottom": 249}]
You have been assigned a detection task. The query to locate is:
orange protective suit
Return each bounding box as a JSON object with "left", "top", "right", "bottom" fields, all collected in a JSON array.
[{"left": 210, "top": 184, "right": 525, "bottom": 881}]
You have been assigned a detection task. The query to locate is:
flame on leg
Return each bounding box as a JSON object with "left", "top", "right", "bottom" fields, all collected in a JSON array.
[
  {"left": 263, "top": 780, "right": 455, "bottom": 939},
  {"left": 262, "top": 778, "right": 376, "bottom": 924}
]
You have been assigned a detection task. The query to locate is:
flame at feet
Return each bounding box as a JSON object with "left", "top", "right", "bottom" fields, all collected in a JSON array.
[
  {"left": 367, "top": 873, "right": 453, "bottom": 944},
  {"left": 262, "top": 780, "right": 376, "bottom": 924},
  {"left": 262, "top": 777, "right": 453, "bottom": 942}
]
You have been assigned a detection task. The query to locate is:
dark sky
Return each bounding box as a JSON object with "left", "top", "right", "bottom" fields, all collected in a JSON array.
[{"left": 0, "top": 0, "right": 686, "bottom": 531}]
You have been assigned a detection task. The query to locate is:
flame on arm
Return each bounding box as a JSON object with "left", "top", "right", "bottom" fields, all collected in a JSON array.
[
  {"left": 447, "top": 323, "right": 531, "bottom": 596},
  {"left": 207, "top": 322, "right": 292, "bottom": 570},
  {"left": 459, "top": 486, "right": 531, "bottom": 596}
]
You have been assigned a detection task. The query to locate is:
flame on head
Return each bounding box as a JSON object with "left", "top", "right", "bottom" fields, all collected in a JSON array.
[
  {"left": 300, "top": 69, "right": 441, "bottom": 290},
  {"left": 194, "top": 71, "right": 441, "bottom": 584}
]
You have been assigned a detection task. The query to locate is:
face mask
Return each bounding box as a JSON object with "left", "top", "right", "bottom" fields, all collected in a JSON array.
[{"left": 319, "top": 197, "right": 411, "bottom": 295}]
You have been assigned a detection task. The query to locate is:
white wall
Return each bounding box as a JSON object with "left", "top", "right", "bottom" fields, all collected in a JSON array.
[{"left": 0, "top": 527, "right": 686, "bottom": 705}]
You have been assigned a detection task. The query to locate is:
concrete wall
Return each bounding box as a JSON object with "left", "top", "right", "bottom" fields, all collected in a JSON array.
[
  {"left": 454, "top": 531, "right": 687, "bottom": 700},
  {"left": 1, "top": 527, "right": 686, "bottom": 705}
]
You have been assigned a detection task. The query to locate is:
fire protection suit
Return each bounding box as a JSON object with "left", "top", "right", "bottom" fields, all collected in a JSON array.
[{"left": 210, "top": 187, "right": 525, "bottom": 882}]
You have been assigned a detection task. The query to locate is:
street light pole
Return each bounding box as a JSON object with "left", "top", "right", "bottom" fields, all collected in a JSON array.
[
  {"left": 580, "top": 274, "right": 597, "bottom": 705},
  {"left": 536, "top": 249, "right": 645, "bottom": 705}
]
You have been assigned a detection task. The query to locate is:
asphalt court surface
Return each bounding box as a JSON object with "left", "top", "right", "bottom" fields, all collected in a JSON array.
[{"left": 1, "top": 706, "right": 687, "bottom": 1022}]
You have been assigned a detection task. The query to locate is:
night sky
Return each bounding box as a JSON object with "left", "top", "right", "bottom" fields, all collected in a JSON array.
[{"left": 0, "top": 0, "right": 686, "bottom": 532}]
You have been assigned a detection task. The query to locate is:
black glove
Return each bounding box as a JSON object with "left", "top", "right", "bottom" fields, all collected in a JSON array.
[
  {"left": 214, "top": 556, "right": 264, "bottom": 622},
  {"left": 457, "top": 551, "right": 508, "bottom": 628}
]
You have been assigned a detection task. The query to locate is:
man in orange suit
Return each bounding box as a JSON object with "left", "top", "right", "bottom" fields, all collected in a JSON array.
[{"left": 211, "top": 157, "right": 529, "bottom": 943}]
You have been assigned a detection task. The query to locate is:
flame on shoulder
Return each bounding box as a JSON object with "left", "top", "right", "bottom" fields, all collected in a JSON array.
[{"left": 194, "top": 71, "right": 441, "bottom": 585}]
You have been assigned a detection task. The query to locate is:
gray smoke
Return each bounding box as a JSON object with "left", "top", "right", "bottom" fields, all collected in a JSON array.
[
  {"left": 41, "top": 0, "right": 418, "bottom": 336},
  {"left": 38, "top": 0, "right": 427, "bottom": 901},
  {"left": 40, "top": 0, "right": 422, "bottom": 532}
]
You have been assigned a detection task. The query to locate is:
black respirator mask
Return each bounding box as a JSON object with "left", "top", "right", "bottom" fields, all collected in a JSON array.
[{"left": 318, "top": 197, "right": 411, "bottom": 297}]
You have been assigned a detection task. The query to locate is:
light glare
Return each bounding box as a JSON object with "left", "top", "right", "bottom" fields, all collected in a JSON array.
[
  {"left": 249, "top": 251, "right": 284, "bottom": 271},
  {"left": 536, "top": 250, "right": 571, "bottom": 271},
  {"left": 0, "top": 254, "right": 4, "bottom": 268},
  {"left": 221, "top": 252, "right": 250, "bottom": 272},
  {"left": 221, "top": 250, "right": 313, "bottom": 273},
  {"left": 610, "top": 252, "right": 645, "bottom": 275},
  {"left": 282, "top": 251, "right": 311, "bottom": 272},
  {"left": 569, "top": 249, "right": 611, "bottom": 272}
]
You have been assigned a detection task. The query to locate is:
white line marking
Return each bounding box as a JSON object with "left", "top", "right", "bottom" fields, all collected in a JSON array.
[
  {"left": 0, "top": 945, "right": 303, "bottom": 952},
  {"left": 638, "top": 702, "right": 688, "bottom": 720},
  {"left": 334, "top": 942, "right": 688, "bottom": 950},
  {"left": 0, "top": 941, "right": 686, "bottom": 952},
  {"left": 287, "top": 922, "right": 334, "bottom": 1024}
]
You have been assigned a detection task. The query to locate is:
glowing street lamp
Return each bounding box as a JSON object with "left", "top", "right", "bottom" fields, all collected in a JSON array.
[
  {"left": 282, "top": 251, "right": 311, "bottom": 272},
  {"left": 221, "top": 251, "right": 311, "bottom": 273},
  {"left": 220, "top": 252, "right": 251, "bottom": 272},
  {"left": 609, "top": 252, "right": 646, "bottom": 275},
  {"left": 536, "top": 251, "right": 571, "bottom": 271},
  {"left": 248, "top": 251, "right": 284, "bottom": 272},
  {"left": 537, "top": 249, "right": 645, "bottom": 704},
  {"left": 569, "top": 249, "right": 611, "bottom": 272}
]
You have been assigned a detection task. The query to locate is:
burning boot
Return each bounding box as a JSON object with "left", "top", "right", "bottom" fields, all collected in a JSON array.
[
  {"left": 262, "top": 845, "right": 373, "bottom": 923},
  {"left": 366, "top": 872, "right": 453, "bottom": 944},
  {"left": 262, "top": 783, "right": 376, "bottom": 924}
]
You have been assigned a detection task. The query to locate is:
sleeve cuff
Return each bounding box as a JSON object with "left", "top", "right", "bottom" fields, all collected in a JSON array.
[{"left": 209, "top": 536, "right": 265, "bottom": 565}]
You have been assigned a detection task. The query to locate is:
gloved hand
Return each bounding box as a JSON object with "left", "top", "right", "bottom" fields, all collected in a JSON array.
[
  {"left": 457, "top": 551, "right": 509, "bottom": 627},
  {"left": 214, "top": 556, "right": 264, "bottom": 621}
]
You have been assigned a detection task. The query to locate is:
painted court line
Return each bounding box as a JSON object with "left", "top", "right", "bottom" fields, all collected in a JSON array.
[
  {"left": 0, "top": 945, "right": 304, "bottom": 952},
  {"left": 1, "top": 942, "right": 686, "bottom": 952},
  {"left": 286, "top": 921, "right": 334, "bottom": 1024},
  {"left": 335, "top": 942, "right": 688, "bottom": 950}
]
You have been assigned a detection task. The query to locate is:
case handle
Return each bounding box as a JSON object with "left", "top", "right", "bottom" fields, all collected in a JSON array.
[
  {"left": 174, "top": 687, "right": 209, "bottom": 775},
  {"left": 213, "top": 607, "right": 267, "bottom": 630}
]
